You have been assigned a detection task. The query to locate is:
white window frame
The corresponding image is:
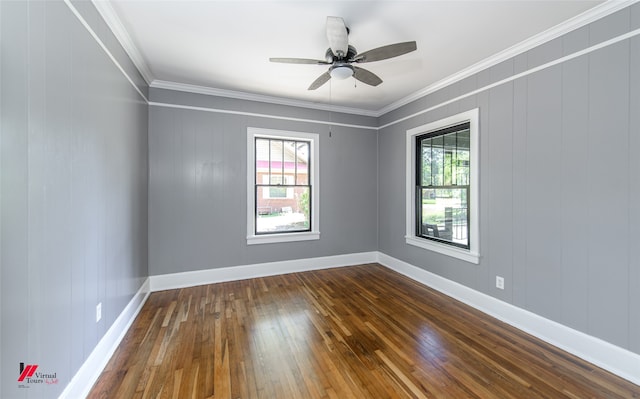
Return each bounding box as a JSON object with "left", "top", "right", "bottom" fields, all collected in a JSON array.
[
  {"left": 247, "top": 127, "right": 320, "bottom": 245},
  {"left": 405, "top": 109, "right": 480, "bottom": 264}
]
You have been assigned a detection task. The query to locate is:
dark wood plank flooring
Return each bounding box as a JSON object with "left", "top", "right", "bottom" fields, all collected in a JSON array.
[{"left": 88, "top": 264, "right": 640, "bottom": 398}]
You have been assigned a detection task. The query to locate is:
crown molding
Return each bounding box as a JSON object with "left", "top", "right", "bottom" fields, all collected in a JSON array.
[
  {"left": 150, "top": 80, "right": 380, "bottom": 118},
  {"left": 92, "top": 0, "right": 154, "bottom": 85},
  {"left": 91, "top": 0, "right": 636, "bottom": 118},
  {"left": 377, "top": 0, "right": 639, "bottom": 116}
]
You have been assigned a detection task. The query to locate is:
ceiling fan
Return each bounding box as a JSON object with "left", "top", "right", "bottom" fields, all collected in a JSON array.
[{"left": 270, "top": 16, "right": 417, "bottom": 90}]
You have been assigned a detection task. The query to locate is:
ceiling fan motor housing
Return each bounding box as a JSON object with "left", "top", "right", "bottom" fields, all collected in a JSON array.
[{"left": 325, "top": 45, "right": 358, "bottom": 62}]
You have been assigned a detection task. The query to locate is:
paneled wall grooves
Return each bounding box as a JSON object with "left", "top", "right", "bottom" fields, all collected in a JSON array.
[
  {"left": 376, "top": 1, "right": 640, "bottom": 356},
  {"left": 1, "top": 1, "right": 149, "bottom": 397}
]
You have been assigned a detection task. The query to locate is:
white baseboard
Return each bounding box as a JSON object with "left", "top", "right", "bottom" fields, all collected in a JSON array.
[
  {"left": 59, "top": 278, "right": 151, "bottom": 399},
  {"left": 150, "top": 251, "right": 378, "bottom": 292},
  {"left": 377, "top": 252, "right": 640, "bottom": 387}
]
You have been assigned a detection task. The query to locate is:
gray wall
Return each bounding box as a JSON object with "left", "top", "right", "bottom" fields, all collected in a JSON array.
[
  {"left": 1, "top": 1, "right": 148, "bottom": 397},
  {"left": 378, "top": 5, "right": 640, "bottom": 355},
  {"left": 1, "top": 2, "right": 637, "bottom": 398},
  {"left": 148, "top": 88, "right": 378, "bottom": 275}
]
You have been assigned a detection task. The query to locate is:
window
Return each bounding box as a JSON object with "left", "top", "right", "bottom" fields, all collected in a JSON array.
[
  {"left": 417, "top": 123, "right": 470, "bottom": 248},
  {"left": 247, "top": 128, "right": 320, "bottom": 245},
  {"left": 405, "top": 109, "right": 479, "bottom": 263}
]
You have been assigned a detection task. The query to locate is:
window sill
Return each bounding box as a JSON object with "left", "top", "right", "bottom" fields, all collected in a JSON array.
[
  {"left": 405, "top": 236, "right": 480, "bottom": 264},
  {"left": 247, "top": 231, "right": 320, "bottom": 245}
]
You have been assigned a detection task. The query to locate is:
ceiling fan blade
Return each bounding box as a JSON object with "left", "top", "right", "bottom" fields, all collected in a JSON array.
[
  {"left": 269, "top": 57, "right": 330, "bottom": 65},
  {"left": 353, "top": 66, "right": 383, "bottom": 87},
  {"left": 326, "top": 16, "right": 349, "bottom": 58},
  {"left": 308, "top": 72, "right": 331, "bottom": 90},
  {"left": 353, "top": 41, "right": 417, "bottom": 63}
]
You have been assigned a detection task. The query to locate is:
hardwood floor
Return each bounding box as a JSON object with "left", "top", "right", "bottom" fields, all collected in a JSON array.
[{"left": 88, "top": 264, "right": 640, "bottom": 398}]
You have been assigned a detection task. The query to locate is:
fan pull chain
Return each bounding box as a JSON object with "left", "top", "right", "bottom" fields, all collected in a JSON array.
[{"left": 329, "top": 80, "right": 333, "bottom": 137}]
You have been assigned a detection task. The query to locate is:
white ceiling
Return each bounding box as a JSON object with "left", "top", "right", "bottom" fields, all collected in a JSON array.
[{"left": 101, "top": 0, "right": 605, "bottom": 114}]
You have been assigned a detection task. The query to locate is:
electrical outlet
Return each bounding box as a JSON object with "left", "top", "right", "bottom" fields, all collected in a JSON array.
[
  {"left": 96, "top": 303, "right": 102, "bottom": 323},
  {"left": 496, "top": 276, "right": 505, "bottom": 290}
]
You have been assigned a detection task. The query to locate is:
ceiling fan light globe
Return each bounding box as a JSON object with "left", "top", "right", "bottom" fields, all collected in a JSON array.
[{"left": 330, "top": 65, "right": 353, "bottom": 80}]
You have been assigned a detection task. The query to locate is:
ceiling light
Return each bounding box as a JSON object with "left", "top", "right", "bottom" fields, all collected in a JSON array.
[{"left": 330, "top": 65, "right": 353, "bottom": 80}]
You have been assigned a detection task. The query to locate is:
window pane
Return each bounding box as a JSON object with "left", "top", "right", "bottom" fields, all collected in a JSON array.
[
  {"left": 283, "top": 140, "right": 300, "bottom": 186},
  {"left": 256, "top": 186, "right": 310, "bottom": 233},
  {"left": 444, "top": 133, "right": 457, "bottom": 186},
  {"left": 270, "top": 140, "right": 283, "bottom": 184},
  {"left": 456, "top": 129, "right": 470, "bottom": 185},
  {"left": 421, "top": 141, "right": 432, "bottom": 186},
  {"left": 283, "top": 141, "right": 297, "bottom": 176},
  {"left": 283, "top": 141, "right": 296, "bottom": 161},
  {"left": 256, "top": 138, "right": 270, "bottom": 169},
  {"left": 296, "top": 142, "right": 309, "bottom": 185},
  {"left": 431, "top": 135, "right": 444, "bottom": 186},
  {"left": 419, "top": 187, "right": 468, "bottom": 248}
]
